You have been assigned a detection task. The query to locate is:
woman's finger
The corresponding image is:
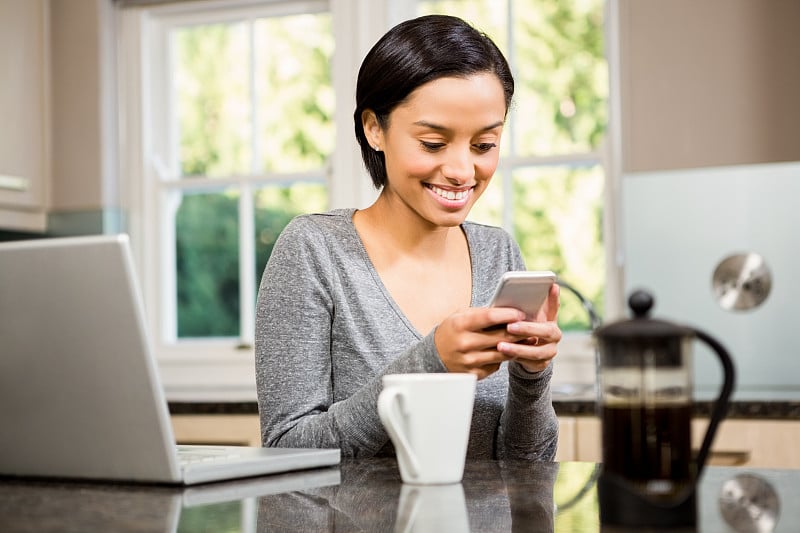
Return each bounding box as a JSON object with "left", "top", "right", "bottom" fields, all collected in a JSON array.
[{"left": 536, "top": 283, "right": 560, "bottom": 322}]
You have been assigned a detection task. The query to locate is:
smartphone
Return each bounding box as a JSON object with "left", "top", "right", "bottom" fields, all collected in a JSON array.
[{"left": 489, "top": 270, "right": 557, "bottom": 320}]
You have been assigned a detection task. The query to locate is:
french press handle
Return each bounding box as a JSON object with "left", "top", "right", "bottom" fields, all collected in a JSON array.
[{"left": 693, "top": 328, "right": 736, "bottom": 476}]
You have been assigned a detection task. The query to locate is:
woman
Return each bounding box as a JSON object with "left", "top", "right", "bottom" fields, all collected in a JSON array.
[{"left": 255, "top": 14, "right": 561, "bottom": 460}]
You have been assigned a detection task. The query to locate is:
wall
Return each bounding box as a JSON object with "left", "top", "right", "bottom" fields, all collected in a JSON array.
[
  {"left": 618, "top": 0, "right": 800, "bottom": 173},
  {"left": 49, "top": 0, "right": 122, "bottom": 235}
]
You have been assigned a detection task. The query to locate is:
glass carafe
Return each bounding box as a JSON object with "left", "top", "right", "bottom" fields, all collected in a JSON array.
[{"left": 594, "top": 290, "right": 736, "bottom": 529}]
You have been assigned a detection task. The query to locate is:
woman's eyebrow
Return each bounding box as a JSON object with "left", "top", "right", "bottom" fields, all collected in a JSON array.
[{"left": 412, "top": 120, "right": 505, "bottom": 132}]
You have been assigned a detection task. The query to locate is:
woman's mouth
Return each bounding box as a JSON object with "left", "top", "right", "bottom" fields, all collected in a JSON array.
[{"left": 425, "top": 184, "right": 473, "bottom": 207}]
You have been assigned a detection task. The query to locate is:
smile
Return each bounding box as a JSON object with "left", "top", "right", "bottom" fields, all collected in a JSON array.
[{"left": 426, "top": 184, "right": 471, "bottom": 201}]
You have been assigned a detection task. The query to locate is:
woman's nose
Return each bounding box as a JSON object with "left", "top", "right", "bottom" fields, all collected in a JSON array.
[{"left": 442, "top": 146, "right": 475, "bottom": 183}]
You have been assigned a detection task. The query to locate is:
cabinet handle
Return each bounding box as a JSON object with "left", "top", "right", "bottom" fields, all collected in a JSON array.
[{"left": 0, "top": 174, "right": 28, "bottom": 192}]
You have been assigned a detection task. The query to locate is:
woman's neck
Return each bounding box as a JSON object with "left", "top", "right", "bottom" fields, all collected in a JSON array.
[{"left": 354, "top": 193, "right": 462, "bottom": 260}]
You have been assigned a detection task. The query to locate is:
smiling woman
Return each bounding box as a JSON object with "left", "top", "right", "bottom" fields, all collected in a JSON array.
[{"left": 255, "top": 14, "right": 560, "bottom": 460}]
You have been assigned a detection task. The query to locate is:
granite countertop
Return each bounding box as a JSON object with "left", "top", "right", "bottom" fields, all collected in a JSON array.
[
  {"left": 3, "top": 458, "right": 800, "bottom": 531},
  {"left": 166, "top": 384, "right": 800, "bottom": 420}
]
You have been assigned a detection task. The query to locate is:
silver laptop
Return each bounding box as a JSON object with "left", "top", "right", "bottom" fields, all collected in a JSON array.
[{"left": 0, "top": 234, "right": 340, "bottom": 485}]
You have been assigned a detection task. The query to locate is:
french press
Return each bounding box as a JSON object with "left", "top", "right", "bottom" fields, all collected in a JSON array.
[{"left": 594, "top": 290, "right": 736, "bottom": 528}]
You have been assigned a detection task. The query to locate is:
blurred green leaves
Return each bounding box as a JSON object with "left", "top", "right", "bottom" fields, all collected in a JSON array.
[{"left": 172, "top": 13, "right": 333, "bottom": 338}]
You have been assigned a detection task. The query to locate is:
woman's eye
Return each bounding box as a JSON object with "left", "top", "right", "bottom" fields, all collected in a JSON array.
[
  {"left": 474, "top": 143, "right": 497, "bottom": 153},
  {"left": 420, "top": 141, "right": 446, "bottom": 152}
]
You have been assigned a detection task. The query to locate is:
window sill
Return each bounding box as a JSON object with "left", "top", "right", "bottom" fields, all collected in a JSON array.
[
  {"left": 155, "top": 331, "right": 597, "bottom": 402},
  {"left": 158, "top": 354, "right": 257, "bottom": 402}
]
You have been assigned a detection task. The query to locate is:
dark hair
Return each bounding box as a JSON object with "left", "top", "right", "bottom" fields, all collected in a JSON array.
[{"left": 354, "top": 14, "right": 514, "bottom": 189}]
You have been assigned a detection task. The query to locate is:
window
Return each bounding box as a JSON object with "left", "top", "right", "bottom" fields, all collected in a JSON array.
[
  {"left": 416, "top": 0, "right": 608, "bottom": 331},
  {"left": 169, "top": 10, "right": 332, "bottom": 341},
  {"left": 121, "top": 0, "right": 612, "bottom": 391}
]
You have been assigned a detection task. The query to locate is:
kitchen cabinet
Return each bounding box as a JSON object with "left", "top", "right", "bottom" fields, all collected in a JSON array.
[
  {"left": 555, "top": 417, "right": 577, "bottom": 462},
  {"left": 559, "top": 416, "right": 800, "bottom": 469},
  {"left": 0, "top": 0, "right": 48, "bottom": 232},
  {"left": 170, "top": 414, "right": 262, "bottom": 447},
  {"left": 172, "top": 414, "right": 582, "bottom": 459}
]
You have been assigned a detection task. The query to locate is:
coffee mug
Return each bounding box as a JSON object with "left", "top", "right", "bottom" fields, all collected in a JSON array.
[{"left": 378, "top": 373, "right": 477, "bottom": 485}]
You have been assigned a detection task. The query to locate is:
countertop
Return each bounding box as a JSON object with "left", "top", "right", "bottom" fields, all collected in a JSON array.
[
  {"left": 166, "top": 385, "right": 800, "bottom": 420},
  {"left": 1, "top": 458, "right": 797, "bottom": 532}
]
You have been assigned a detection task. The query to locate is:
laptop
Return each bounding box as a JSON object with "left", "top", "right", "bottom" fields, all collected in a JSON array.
[{"left": 0, "top": 234, "right": 340, "bottom": 485}]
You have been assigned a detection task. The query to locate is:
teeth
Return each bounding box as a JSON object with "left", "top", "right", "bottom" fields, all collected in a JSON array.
[{"left": 430, "top": 185, "right": 468, "bottom": 201}]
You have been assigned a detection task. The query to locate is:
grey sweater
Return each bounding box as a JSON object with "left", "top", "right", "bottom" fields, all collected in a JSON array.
[{"left": 255, "top": 208, "right": 558, "bottom": 460}]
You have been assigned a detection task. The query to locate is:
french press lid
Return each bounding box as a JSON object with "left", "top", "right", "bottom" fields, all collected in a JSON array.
[
  {"left": 595, "top": 289, "right": 696, "bottom": 339},
  {"left": 594, "top": 290, "right": 695, "bottom": 366}
]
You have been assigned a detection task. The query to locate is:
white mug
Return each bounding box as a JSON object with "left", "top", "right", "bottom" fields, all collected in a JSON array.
[{"left": 378, "top": 373, "right": 477, "bottom": 485}]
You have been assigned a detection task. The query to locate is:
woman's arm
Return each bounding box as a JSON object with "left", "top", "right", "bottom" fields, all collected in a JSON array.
[
  {"left": 482, "top": 232, "right": 559, "bottom": 460},
  {"left": 497, "top": 363, "right": 559, "bottom": 460}
]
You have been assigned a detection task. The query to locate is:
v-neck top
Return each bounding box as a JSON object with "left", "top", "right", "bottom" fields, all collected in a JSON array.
[{"left": 255, "top": 208, "right": 557, "bottom": 460}]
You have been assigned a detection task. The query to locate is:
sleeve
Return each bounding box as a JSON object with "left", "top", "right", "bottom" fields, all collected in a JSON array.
[
  {"left": 254, "top": 217, "right": 447, "bottom": 457},
  {"left": 497, "top": 363, "right": 559, "bottom": 461},
  {"left": 495, "top": 232, "right": 559, "bottom": 461}
]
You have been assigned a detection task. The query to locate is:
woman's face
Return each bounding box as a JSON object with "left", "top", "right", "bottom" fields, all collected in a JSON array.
[{"left": 363, "top": 73, "right": 507, "bottom": 228}]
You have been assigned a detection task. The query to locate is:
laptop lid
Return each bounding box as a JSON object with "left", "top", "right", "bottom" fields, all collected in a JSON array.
[
  {"left": 0, "top": 234, "right": 339, "bottom": 484},
  {"left": 0, "top": 234, "right": 183, "bottom": 482}
]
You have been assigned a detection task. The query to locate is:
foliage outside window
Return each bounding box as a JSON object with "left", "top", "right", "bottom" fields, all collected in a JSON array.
[{"left": 170, "top": 10, "right": 332, "bottom": 339}]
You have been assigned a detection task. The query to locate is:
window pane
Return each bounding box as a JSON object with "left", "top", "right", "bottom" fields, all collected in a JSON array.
[
  {"left": 255, "top": 14, "right": 334, "bottom": 172},
  {"left": 512, "top": 0, "right": 607, "bottom": 155},
  {"left": 174, "top": 22, "right": 251, "bottom": 177},
  {"left": 254, "top": 182, "right": 327, "bottom": 288},
  {"left": 418, "top": 0, "right": 509, "bottom": 51},
  {"left": 512, "top": 165, "right": 604, "bottom": 330},
  {"left": 175, "top": 190, "right": 240, "bottom": 338}
]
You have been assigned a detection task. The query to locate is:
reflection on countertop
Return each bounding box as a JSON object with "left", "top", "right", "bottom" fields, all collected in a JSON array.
[{"left": 3, "top": 458, "right": 800, "bottom": 532}]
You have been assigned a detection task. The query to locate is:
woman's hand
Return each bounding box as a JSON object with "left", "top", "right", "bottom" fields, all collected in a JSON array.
[
  {"left": 433, "top": 306, "right": 525, "bottom": 380},
  {"left": 433, "top": 283, "right": 560, "bottom": 379},
  {"left": 496, "top": 283, "right": 561, "bottom": 373}
]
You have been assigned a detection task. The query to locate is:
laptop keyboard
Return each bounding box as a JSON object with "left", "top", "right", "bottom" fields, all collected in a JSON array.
[{"left": 177, "top": 446, "right": 243, "bottom": 465}]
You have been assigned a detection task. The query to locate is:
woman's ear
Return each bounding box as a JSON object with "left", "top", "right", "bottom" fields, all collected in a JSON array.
[{"left": 361, "top": 109, "right": 383, "bottom": 152}]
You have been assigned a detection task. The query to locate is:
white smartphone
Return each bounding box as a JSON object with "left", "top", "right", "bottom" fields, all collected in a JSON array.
[{"left": 489, "top": 270, "right": 557, "bottom": 320}]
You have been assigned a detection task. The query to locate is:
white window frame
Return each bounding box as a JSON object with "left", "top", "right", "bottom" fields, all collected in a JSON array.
[{"left": 118, "top": 0, "right": 622, "bottom": 397}]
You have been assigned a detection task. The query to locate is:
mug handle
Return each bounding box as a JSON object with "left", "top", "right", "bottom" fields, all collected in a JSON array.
[
  {"left": 377, "top": 387, "right": 420, "bottom": 479},
  {"left": 694, "top": 328, "right": 737, "bottom": 476}
]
